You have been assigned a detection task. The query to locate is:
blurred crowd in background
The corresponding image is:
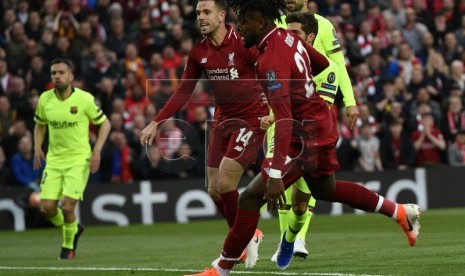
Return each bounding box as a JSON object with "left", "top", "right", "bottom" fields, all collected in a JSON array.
[{"left": 1, "top": 0, "right": 465, "bottom": 189}]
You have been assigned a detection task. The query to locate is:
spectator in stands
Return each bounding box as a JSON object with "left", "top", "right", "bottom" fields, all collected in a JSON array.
[
  {"left": 382, "top": 0, "right": 406, "bottom": 30},
  {"left": 380, "top": 119, "right": 416, "bottom": 170},
  {"left": 449, "top": 60, "right": 465, "bottom": 92},
  {"left": 6, "top": 21, "right": 28, "bottom": 74},
  {"left": 71, "top": 21, "right": 93, "bottom": 61},
  {"left": 184, "top": 82, "right": 211, "bottom": 124},
  {"left": 447, "top": 128, "right": 465, "bottom": 166},
  {"left": 170, "top": 142, "right": 201, "bottom": 179},
  {"left": 147, "top": 52, "right": 177, "bottom": 96},
  {"left": 442, "top": 95, "right": 465, "bottom": 143},
  {"left": 105, "top": 17, "right": 129, "bottom": 59},
  {"left": 412, "top": 112, "right": 446, "bottom": 166},
  {"left": 376, "top": 79, "right": 403, "bottom": 122},
  {"left": 39, "top": 28, "right": 56, "bottom": 65},
  {"left": 157, "top": 119, "right": 183, "bottom": 160},
  {"left": 143, "top": 102, "right": 158, "bottom": 125},
  {"left": 0, "top": 95, "right": 17, "bottom": 141},
  {"left": 424, "top": 51, "right": 450, "bottom": 98},
  {"left": 110, "top": 131, "right": 135, "bottom": 184},
  {"left": 0, "top": 146, "right": 11, "bottom": 186},
  {"left": 125, "top": 81, "right": 148, "bottom": 119},
  {"left": 26, "top": 56, "right": 51, "bottom": 95},
  {"left": 87, "top": 10, "right": 106, "bottom": 42},
  {"left": 336, "top": 120, "right": 359, "bottom": 172},
  {"left": 355, "top": 63, "right": 377, "bottom": 102},
  {"left": 357, "top": 123, "right": 383, "bottom": 172},
  {"left": 455, "top": 14, "right": 465, "bottom": 48},
  {"left": 84, "top": 49, "right": 119, "bottom": 94},
  {"left": 138, "top": 144, "right": 169, "bottom": 180},
  {"left": 2, "top": 119, "right": 29, "bottom": 160},
  {"left": 136, "top": 16, "right": 165, "bottom": 61},
  {"left": 0, "top": 58, "right": 15, "bottom": 95},
  {"left": 441, "top": 32, "right": 462, "bottom": 64},
  {"left": 153, "top": 80, "right": 174, "bottom": 111},
  {"left": 410, "top": 87, "right": 442, "bottom": 126},
  {"left": 402, "top": 7, "right": 429, "bottom": 54},
  {"left": 112, "top": 98, "right": 132, "bottom": 129},
  {"left": 341, "top": 24, "right": 363, "bottom": 66},
  {"left": 357, "top": 21, "right": 374, "bottom": 58},
  {"left": 120, "top": 43, "right": 147, "bottom": 86},
  {"left": 11, "top": 135, "right": 42, "bottom": 188},
  {"left": 25, "top": 10, "right": 42, "bottom": 41},
  {"left": 128, "top": 113, "right": 145, "bottom": 156},
  {"left": 52, "top": 11, "right": 79, "bottom": 40}
]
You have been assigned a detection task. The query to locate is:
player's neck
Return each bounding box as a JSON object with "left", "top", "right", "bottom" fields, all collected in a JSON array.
[
  {"left": 208, "top": 24, "right": 228, "bottom": 46},
  {"left": 55, "top": 86, "right": 73, "bottom": 100}
]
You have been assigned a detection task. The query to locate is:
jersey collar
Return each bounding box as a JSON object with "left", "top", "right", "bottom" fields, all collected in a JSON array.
[
  {"left": 257, "top": 27, "right": 278, "bottom": 52},
  {"left": 206, "top": 24, "right": 234, "bottom": 48}
]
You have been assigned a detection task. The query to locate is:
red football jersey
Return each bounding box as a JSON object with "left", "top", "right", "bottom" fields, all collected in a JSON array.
[
  {"left": 256, "top": 28, "right": 338, "bottom": 172},
  {"left": 155, "top": 25, "right": 267, "bottom": 125}
]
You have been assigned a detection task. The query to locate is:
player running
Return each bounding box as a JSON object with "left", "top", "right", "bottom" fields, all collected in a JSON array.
[
  {"left": 34, "top": 58, "right": 111, "bottom": 259},
  {"left": 185, "top": 0, "right": 421, "bottom": 275},
  {"left": 140, "top": 0, "right": 267, "bottom": 268}
]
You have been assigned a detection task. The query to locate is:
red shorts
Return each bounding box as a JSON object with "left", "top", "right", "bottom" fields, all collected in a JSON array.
[
  {"left": 261, "top": 141, "right": 339, "bottom": 188},
  {"left": 207, "top": 118, "right": 265, "bottom": 169}
]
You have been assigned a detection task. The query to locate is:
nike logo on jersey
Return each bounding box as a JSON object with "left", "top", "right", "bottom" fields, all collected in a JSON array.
[{"left": 201, "top": 57, "right": 207, "bottom": 63}]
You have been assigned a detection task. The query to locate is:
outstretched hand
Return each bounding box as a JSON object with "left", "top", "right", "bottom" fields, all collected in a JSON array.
[
  {"left": 263, "top": 177, "right": 286, "bottom": 211},
  {"left": 140, "top": 121, "right": 158, "bottom": 146},
  {"left": 34, "top": 148, "right": 45, "bottom": 170},
  {"left": 346, "top": 105, "right": 360, "bottom": 129}
]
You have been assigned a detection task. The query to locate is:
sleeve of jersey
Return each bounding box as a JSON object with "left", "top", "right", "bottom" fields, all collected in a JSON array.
[
  {"left": 154, "top": 52, "right": 201, "bottom": 123},
  {"left": 263, "top": 66, "right": 293, "bottom": 176},
  {"left": 87, "top": 95, "right": 107, "bottom": 125},
  {"left": 318, "top": 18, "right": 357, "bottom": 107},
  {"left": 314, "top": 62, "right": 337, "bottom": 104},
  {"left": 34, "top": 95, "right": 47, "bottom": 125}
]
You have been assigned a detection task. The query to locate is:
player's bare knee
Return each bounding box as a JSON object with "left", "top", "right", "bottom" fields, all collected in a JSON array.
[
  {"left": 60, "top": 200, "right": 77, "bottom": 216},
  {"left": 292, "top": 202, "right": 308, "bottom": 216},
  {"left": 40, "top": 203, "right": 56, "bottom": 218}
]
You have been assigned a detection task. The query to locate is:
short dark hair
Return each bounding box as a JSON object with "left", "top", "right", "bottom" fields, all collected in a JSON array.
[
  {"left": 285, "top": 12, "right": 318, "bottom": 37},
  {"left": 50, "top": 58, "right": 74, "bottom": 72},
  {"left": 198, "top": 0, "right": 228, "bottom": 11},
  {"left": 230, "top": 0, "right": 287, "bottom": 23}
]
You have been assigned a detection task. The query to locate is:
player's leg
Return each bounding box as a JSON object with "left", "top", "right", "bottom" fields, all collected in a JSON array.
[
  {"left": 293, "top": 178, "right": 315, "bottom": 258},
  {"left": 278, "top": 187, "right": 292, "bottom": 236},
  {"left": 207, "top": 166, "right": 226, "bottom": 218},
  {"left": 275, "top": 184, "right": 311, "bottom": 269},
  {"left": 220, "top": 125, "right": 265, "bottom": 269},
  {"left": 39, "top": 167, "right": 69, "bottom": 258},
  {"left": 217, "top": 157, "right": 243, "bottom": 228},
  {"left": 304, "top": 147, "right": 421, "bottom": 246},
  {"left": 59, "top": 165, "right": 89, "bottom": 259}
]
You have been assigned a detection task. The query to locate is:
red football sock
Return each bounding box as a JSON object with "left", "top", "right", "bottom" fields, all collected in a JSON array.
[
  {"left": 330, "top": 180, "right": 379, "bottom": 212},
  {"left": 213, "top": 199, "right": 226, "bottom": 219},
  {"left": 374, "top": 195, "right": 398, "bottom": 218},
  {"left": 220, "top": 190, "right": 239, "bottom": 228},
  {"left": 218, "top": 208, "right": 260, "bottom": 270}
]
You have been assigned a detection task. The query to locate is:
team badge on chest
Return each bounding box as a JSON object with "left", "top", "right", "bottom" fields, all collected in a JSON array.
[{"left": 70, "top": 106, "right": 78, "bottom": 114}]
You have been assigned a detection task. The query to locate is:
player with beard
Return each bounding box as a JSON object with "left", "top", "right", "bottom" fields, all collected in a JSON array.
[
  {"left": 34, "top": 58, "right": 111, "bottom": 259},
  {"left": 265, "top": 0, "right": 361, "bottom": 259},
  {"left": 140, "top": 0, "right": 268, "bottom": 268},
  {"left": 185, "top": 0, "right": 421, "bottom": 275}
]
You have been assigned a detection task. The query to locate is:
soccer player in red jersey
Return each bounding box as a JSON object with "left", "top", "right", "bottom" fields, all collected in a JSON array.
[
  {"left": 185, "top": 0, "right": 421, "bottom": 275},
  {"left": 140, "top": 0, "right": 267, "bottom": 268}
]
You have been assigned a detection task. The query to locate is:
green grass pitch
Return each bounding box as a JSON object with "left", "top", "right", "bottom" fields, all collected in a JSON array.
[{"left": 1, "top": 208, "right": 464, "bottom": 276}]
